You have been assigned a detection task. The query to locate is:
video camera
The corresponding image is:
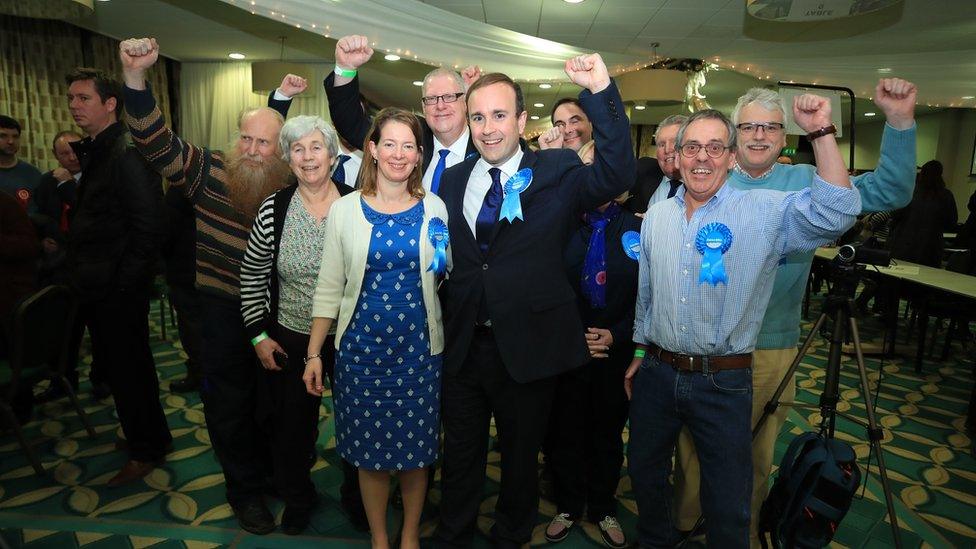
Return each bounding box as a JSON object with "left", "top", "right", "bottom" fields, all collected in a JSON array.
[{"left": 835, "top": 243, "right": 891, "bottom": 267}]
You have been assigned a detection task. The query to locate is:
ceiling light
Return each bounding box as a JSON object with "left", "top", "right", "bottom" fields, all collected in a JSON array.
[
  {"left": 530, "top": 115, "right": 540, "bottom": 120},
  {"left": 384, "top": 54, "right": 400, "bottom": 61},
  {"left": 634, "top": 104, "right": 646, "bottom": 110},
  {"left": 228, "top": 52, "right": 246, "bottom": 60},
  {"left": 864, "top": 112, "right": 876, "bottom": 117},
  {"left": 412, "top": 81, "right": 423, "bottom": 86},
  {"left": 539, "top": 83, "right": 552, "bottom": 89},
  {"left": 962, "top": 96, "right": 975, "bottom": 99},
  {"left": 533, "top": 102, "right": 544, "bottom": 108},
  {"left": 877, "top": 67, "right": 892, "bottom": 73},
  {"left": 563, "top": 0, "right": 585, "bottom": 3}
]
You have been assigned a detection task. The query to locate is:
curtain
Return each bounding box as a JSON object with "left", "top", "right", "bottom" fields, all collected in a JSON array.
[
  {"left": 180, "top": 62, "right": 334, "bottom": 152},
  {"left": 0, "top": 14, "right": 172, "bottom": 171}
]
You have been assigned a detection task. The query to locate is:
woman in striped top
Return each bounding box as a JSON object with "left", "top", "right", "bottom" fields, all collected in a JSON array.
[{"left": 239, "top": 115, "right": 354, "bottom": 535}]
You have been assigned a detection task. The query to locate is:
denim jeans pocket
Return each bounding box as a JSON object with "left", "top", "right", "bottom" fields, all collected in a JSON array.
[{"left": 708, "top": 367, "right": 753, "bottom": 394}]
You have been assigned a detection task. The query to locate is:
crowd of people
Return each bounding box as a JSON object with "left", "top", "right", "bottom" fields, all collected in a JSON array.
[{"left": 0, "top": 30, "right": 933, "bottom": 548}]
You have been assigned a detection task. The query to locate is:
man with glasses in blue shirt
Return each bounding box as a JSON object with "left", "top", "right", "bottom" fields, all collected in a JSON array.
[
  {"left": 673, "top": 80, "right": 917, "bottom": 545},
  {"left": 625, "top": 97, "right": 861, "bottom": 548}
]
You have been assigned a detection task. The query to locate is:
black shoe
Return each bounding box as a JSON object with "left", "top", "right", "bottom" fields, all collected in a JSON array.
[
  {"left": 170, "top": 377, "right": 200, "bottom": 393},
  {"left": 233, "top": 499, "right": 275, "bottom": 535},
  {"left": 281, "top": 505, "right": 312, "bottom": 535},
  {"left": 341, "top": 500, "right": 369, "bottom": 532},
  {"left": 91, "top": 381, "right": 112, "bottom": 400}
]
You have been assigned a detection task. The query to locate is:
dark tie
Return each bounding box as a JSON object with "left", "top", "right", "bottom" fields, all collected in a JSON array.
[
  {"left": 431, "top": 149, "right": 450, "bottom": 195},
  {"left": 331, "top": 154, "right": 351, "bottom": 185},
  {"left": 476, "top": 167, "right": 504, "bottom": 255},
  {"left": 667, "top": 179, "right": 683, "bottom": 198}
]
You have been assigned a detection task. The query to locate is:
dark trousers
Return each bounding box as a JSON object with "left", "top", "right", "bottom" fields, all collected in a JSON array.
[
  {"left": 167, "top": 280, "right": 202, "bottom": 381},
  {"left": 436, "top": 329, "right": 556, "bottom": 548},
  {"left": 85, "top": 289, "right": 172, "bottom": 461},
  {"left": 198, "top": 293, "right": 270, "bottom": 506},
  {"left": 550, "top": 355, "right": 630, "bottom": 521},
  {"left": 65, "top": 311, "right": 105, "bottom": 389},
  {"left": 257, "top": 324, "right": 328, "bottom": 509}
]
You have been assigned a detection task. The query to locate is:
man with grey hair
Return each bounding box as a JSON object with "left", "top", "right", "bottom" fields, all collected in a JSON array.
[
  {"left": 626, "top": 97, "right": 860, "bottom": 548},
  {"left": 673, "top": 78, "right": 917, "bottom": 545},
  {"left": 273, "top": 35, "right": 478, "bottom": 195},
  {"left": 120, "top": 36, "right": 291, "bottom": 535},
  {"left": 642, "top": 113, "right": 688, "bottom": 209}
]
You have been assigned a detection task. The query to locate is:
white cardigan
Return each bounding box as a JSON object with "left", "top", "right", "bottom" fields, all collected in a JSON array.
[{"left": 311, "top": 191, "right": 451, "bottom": 353}]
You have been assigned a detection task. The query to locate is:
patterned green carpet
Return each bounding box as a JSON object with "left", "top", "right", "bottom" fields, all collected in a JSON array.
[{"left": 0, "top": 295, "right": 973, "bottom": 548}]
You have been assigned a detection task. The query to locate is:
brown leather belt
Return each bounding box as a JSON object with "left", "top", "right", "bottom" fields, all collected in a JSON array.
[{"left": 649, "top": 344, "right": 752, "bottom": 372}]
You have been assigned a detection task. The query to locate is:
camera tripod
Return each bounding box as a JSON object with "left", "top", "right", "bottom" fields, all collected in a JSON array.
[
  {"left": 680, "top": 259, "right": 903, "bottom": 548},
  {"left": 753, "top": 260, "right": 902, "bottom": 547}
]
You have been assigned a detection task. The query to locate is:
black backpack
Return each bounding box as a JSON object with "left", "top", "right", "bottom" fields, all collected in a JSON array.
[{"left": 758, "top": 432, "right": 861, "bottom": 549}]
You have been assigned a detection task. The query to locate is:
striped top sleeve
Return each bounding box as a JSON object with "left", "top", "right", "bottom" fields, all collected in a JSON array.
[{"left": 240, "top": 194, "right": 277, "bottom": 339}]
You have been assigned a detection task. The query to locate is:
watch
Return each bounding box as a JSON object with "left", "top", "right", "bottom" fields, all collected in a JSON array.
[{"left": 806, "top": 125, "right": 837, "bottom": 141}]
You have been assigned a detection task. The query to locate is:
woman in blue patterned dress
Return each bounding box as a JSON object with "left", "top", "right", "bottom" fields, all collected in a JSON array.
[{"left": 304, "top": 107, "right": 450, "bottom": 549}]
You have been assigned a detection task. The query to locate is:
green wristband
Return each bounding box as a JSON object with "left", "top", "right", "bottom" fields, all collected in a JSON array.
[
  {"left": 251, "top": 331, "right": 269, "bottom": 346},
  {"left": 634, "top": 349, "right": 647, "bottom": 359},
  {"left": 334, "top": 65, "right": 357, "bottom": 78}
]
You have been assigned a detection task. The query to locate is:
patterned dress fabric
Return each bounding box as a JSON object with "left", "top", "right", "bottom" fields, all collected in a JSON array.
[
  {"left": 334, "top": 198, "right": 442, "bottom": 470},
  {"left": 277, "top": 191, "right": 328, "bottom": 334}
]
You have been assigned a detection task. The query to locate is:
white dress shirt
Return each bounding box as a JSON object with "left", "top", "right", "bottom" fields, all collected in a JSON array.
[
  {"left": 462, "top": 149, "right": 524, "bottom": 237},
  {"left": 646, "top": 174, "right": 672, "bottom": 209},
  {"left": 338, "top": 146, "right": 363, "bottom": 188},
  {"left": 422, "top": 127, "right": 471, "bottom": 192}
]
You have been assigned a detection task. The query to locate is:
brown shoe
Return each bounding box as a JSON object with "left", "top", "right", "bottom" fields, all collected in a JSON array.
[{"left": 107, "top": 460, "right": 157, "bottom": 487}]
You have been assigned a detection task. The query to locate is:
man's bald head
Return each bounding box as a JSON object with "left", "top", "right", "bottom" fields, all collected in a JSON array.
[{"left": 236, "top": 107, "right": 285, "bottom": 161}]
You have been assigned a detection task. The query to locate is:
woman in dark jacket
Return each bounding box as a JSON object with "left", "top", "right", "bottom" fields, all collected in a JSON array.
[
  {"left": 239, "top": 115, "right": 354, "bottom": 535},
  {"left": 888, "top": 160, "right": 958, "bottom": 267},
  {"left": 545, "top": 140, "right": 641, "bottom": 548}
]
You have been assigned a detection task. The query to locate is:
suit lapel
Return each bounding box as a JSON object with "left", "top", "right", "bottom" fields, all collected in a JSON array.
[
  {"left": 446, "top": 158, "right": 480, "bottom": 254},
  {"left": 422, "top": 129, "right": 435, "bottom": 171}
]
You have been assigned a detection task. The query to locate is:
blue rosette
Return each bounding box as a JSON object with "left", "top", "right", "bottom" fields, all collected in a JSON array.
[
  {"left": 499, "top": 168, "right": 533, "bottom": 223},
  {"left": 695, "top": 222, "right": 733, "bottom": 285},
  {"left": 621, "top": 231, "right": 641, "bottom": 261},
  {"left": 426, "top": 217, "right": 450, "bottom": 276}
]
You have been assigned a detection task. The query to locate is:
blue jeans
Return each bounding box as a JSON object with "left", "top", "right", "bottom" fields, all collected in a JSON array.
[{"left": 628, "top": 356, "right": 753, "bottom": 548}]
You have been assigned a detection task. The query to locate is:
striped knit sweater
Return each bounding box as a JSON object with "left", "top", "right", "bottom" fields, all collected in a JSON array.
[{"left": 123, "top": 84, "right": 258, "bottom": 300}]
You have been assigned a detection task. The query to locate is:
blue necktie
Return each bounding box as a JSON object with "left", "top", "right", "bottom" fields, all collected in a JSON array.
[
  {"left": 431, "top": 149, "right": 450, "bottom": 195},
  {"left": 476, "top": 167, "right": 504, "bottom": 255},
  {"left": 332, "top": 154, "right": 351, "bottom": 185}
]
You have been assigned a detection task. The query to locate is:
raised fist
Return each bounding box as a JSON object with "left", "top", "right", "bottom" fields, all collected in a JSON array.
[
  {"left": 119, "top": 38, "right": 159, "bottom": 72},
  {"left": 335, "top": 35, "right": 373, "bottom": 71},
  {"left": 874, "top": 78, "right": 917, "bottom": 130},
  {"left": 538, "top": 126, "right": 564, "bottom": 150},
  {"left": 565, "top": 53, "right": 610, "bottom": 94},
  {"left": 461, "top": 65, "right": 483, "bottom": 90},
  {"left": 279, "top": 74, "right": 308, "bottom": 98},
  {"left": 792, "top": 94, "right": 833, "bottom": 134}
]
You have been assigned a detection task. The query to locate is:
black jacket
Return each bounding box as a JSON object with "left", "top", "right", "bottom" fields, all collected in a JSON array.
[
  {"left": 66, "top": 122, "right": 164, "bottom": 301},
  {"left": 564, "top": 209, "right": 642, "bottom": 360},
  {"left": 31, "top": 171, "right": 78, "bottom": 242},
  {"left": 622, "top": 156, "right": 665, "bottom": 214}
]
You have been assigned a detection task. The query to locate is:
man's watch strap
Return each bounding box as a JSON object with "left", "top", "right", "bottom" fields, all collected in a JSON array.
[{"left": 806, "top": 124, "right": 837, "bottom": 141}]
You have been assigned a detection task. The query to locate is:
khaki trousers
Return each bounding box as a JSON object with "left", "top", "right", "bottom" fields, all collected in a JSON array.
[{"left": 673, "top": 348, "right": 798, "bottom": 546}]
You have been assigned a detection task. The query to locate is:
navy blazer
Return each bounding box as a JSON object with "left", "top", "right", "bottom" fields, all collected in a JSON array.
[{"left": 437, "top": 82, "right": 635, "bottom": 383}]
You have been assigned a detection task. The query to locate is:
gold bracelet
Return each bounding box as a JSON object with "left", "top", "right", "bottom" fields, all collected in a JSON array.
[{"left": 303, "top": 354, "right": 323, "bottom": 364}]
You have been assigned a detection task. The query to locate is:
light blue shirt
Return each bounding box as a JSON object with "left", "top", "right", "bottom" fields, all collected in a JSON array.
[
  {"left": 646, "top": 175, "right": 672, "bottom": 209},
  {"left": 633, "top": 175, "right": 861, "bottom": 356}
]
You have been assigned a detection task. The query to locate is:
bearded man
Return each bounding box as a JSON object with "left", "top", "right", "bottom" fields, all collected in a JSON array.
[{"left": 119, "top": 37, "right": 290, "bottom": 535}]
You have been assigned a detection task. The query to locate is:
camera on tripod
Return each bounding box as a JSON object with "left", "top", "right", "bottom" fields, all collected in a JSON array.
[{"left": 835, "top": 243, "right": 891, "bottom": 267}]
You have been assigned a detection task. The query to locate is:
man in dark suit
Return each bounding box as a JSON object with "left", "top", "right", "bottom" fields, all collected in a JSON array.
[{"left": 433, "top": 54, "right": 634, "bottom": 548}]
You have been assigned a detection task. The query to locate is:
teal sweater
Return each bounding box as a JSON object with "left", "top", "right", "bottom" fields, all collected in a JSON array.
[{"left": 727, "top": 124, "right": 916, "bottom": 349}]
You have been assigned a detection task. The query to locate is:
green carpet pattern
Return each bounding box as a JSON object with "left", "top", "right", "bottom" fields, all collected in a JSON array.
[{"left": 0, "top": 296, "right": 973, "bottom": 548}]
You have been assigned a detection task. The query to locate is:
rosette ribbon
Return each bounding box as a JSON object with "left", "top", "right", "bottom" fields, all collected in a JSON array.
[
  {"left": 621, "top": 231, "right": 641, "bottom": 261},
  {"left": 499, "top": 168, "right": 533, "bottom": 223},
  {"left": 695, "top": 222, "right": 733, "bottom": 285},
  {"left": 426, "top": 217, "right": 450, "bottom": 276}
]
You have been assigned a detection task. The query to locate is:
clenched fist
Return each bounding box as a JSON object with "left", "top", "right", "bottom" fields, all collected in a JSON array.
[
  {"left": 538, "top": 126, "right": 564, "bottom": 150},
  {"left": 874, "top": 78, "right": 917, "bottom": 130},
  {"left": 792, "top": 94, "right": 833, "bottom": 134},
  {"left": 119, "top": 38, "right": 159, "bottom": 72},
  {"left": 565, "top": 53, "right": 610, "bottom": 94},
  {"left": 335, "top": 35, "right": 373, "bottom": 71},
  {"left": 278, "top": 74, "right": 308, "bottom": 98},
  {"left": 461, "top": 65, "right": 483, "bottom": 90}
]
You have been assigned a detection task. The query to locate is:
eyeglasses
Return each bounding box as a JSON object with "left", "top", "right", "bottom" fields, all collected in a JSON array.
[
  {"left": 736, "top": 122, "right": 784, "bottom": 135},
  {"left": 421, "top": 92, "right": 465, "bottom": 106},
  {"left": 679, "top": 142, "right": 732, "bottom": 159}
]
